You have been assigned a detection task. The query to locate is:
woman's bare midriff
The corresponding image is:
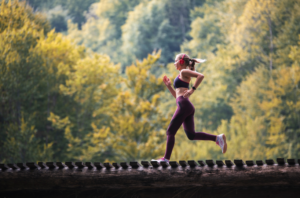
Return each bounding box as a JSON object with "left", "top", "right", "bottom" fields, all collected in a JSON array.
[{"left": 176, "top": 87, "right": 189, "bottom": 98}]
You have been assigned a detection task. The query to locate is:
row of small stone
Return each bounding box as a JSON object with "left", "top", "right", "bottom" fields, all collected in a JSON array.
[{"left": 0, "top": 158, "right": 299, "bottom": 171}]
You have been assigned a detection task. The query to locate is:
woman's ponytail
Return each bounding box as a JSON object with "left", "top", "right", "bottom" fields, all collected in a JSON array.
[{"left": 188, "top": 59, "right": 196, "bottom": 71}]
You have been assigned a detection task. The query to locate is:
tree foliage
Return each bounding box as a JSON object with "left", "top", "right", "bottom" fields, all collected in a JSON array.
[
  {"left": 121, "top": 0, "right": 201, "bottom": 66},
  {"left": 0, "top": 0, "right": 52, "bottom": 162},
  {"left": 24, "top": 0, "right": 97, "bottom": 30},
  {"left": 107, "top": 52, "right": 169, "bottom": 161},
  {"left": 1, "top": 0, "right": 300, "bottom": 163}
]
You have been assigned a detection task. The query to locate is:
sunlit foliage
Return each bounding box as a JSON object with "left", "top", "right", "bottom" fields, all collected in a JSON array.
[{"left": 1, "top": 0, "right": 300, "bottom": 163}]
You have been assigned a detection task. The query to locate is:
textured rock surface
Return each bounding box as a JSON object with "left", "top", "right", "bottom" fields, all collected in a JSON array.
[{"left": 0, "top": 160, "right": 300, "bottom": 192}]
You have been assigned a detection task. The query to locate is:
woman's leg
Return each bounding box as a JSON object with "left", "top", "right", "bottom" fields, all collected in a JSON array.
[
  {"left": 183, "top": 112, "right": 228, "bottom": 153},
  {"left": 164, "top": 101, "right": 186, "bottom": 160},
  {"left": 182, "top": 112, "right": 217, "bottom": 141}
]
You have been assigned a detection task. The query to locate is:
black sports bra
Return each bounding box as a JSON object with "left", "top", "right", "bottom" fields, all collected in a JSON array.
[{"left": 173, "top": 75, "right": 189, "bottom": 89}]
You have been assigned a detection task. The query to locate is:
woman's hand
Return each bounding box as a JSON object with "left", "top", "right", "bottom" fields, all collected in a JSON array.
[
  {"left": 183, "top": 89, "right": 194, "bottom": 98},
  {"left": 163, "top": 75, "right": 171, "bottom": 87}
]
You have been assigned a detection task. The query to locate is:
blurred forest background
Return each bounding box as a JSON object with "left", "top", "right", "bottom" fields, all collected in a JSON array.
[{"left": 0, "top": 0, "right": 300, "bottom": 163}]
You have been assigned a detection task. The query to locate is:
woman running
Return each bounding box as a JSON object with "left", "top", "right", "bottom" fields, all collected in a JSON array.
[{"left": 153, "top": 53, "right": 227, "bottom": 162}]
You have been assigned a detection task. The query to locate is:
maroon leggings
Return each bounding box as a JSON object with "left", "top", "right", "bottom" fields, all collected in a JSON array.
[{"left": 164, "top": 96, "right": 216, "bottom": 160}]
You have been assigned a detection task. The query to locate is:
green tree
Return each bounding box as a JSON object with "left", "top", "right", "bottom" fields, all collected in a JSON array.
[
  {"left": 48, "top": 52, "right": 170, "bottom": 162},
  {"left": 30, "top": 30, "right": 85, "bottom": 161},
  {"left": 1, "top": 0, "right": 88, "bottom": 162},
  {"left": 95, "top": 0, "right": 143, "bottom": 38},
  {"left": 46, "top": 5, "right": 70, "bottom": 32},
  {"left": 24, "top": 0, "right": 97, "bottom": 30},
  {"left": 63, "top": 0, "right": 97, "bottom": 29},
  {"left": 56, "top": 53, "right": 121, "bottom": 161},
  {"left": 216, "top": 63, "right": 300, "bottom": 160},
  {"left": 0, "top": 0, "right": 52, "bottom": 162},
  {"left": 66, "top": 0, "right": 142, "bottom": 70},
  {"left": 121, "top": 0, "right": 200, "bottom": 66},
  {"left": 2, "top": 116, "right": 53, "bottom": 163},
  {"left": 107, "top": 52, "right": 169, "bottom": 161}
]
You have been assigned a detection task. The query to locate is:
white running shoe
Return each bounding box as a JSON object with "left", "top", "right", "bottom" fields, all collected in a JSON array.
[
  {"left": 216, "top": 134, "right": 227, "bottom": 154},
  {"left": 151, "top": 157, "right": 169, "bottom": 163}
]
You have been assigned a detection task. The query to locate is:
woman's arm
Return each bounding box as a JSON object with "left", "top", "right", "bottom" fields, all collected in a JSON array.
[
  {"left": 181, "top": 69, "right": 204, "bottom": 98},
  {"left": 181, "top": 69, "right": 204, "bottom": 89},
  {"left": 163, "top": 75, "right": 176, "bottom": 99},
  {"left": 166, "top": 85, "right": 176, "bottom": 99}
]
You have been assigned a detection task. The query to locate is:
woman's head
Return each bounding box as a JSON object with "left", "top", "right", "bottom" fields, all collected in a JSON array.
[{"left": 174, "top": 53, "right": 198, "bottom": 71}]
